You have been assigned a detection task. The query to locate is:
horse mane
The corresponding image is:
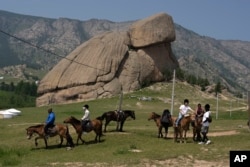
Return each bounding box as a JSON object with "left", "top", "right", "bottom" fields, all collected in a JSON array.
[
  {"left": 153, "top": 112, "right": 161, "bottom": 118},
  {"left": 70, "top": 116, "right": 81, "bottom": 124},
  {"left": 123, "top": 110, "right": 134, "bottom": 114},
  {"left": 27, "top": 124, "right": 44, "bottom": 129}
]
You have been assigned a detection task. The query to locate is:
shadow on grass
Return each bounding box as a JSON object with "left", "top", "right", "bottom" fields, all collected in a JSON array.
[
  {"left": 30, "top": 144, "right": 71, "bottom": 150},
  {"left": 82, "top": 139, "right": 106, "bottom": 145}
]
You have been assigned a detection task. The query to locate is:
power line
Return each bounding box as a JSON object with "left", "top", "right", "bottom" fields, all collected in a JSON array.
[{"left": 0, "top": 28, "right": 137, "bottom": 78}]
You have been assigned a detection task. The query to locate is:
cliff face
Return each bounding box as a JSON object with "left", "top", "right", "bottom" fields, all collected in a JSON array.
[{"left": 36, "top": 13, "right": 179, "bottom": 106}]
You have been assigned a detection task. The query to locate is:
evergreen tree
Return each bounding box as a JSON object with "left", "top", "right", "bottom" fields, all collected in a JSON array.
[{"left": 215, "top": 81, "right": 222, "bottom": 95}]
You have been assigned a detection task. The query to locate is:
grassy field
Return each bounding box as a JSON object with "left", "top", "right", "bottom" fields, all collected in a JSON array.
[{"left": 0, "top": 82, "right": 249, "bottom": 167}]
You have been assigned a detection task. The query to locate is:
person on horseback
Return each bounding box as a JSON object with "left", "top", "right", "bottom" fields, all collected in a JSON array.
[
  {"left": 192, "top": 103, "right": 204, "bottom": 126},
  {"left": 195, "top": 103, "right": 204, "bottom": 118},
  {"left": 161, "top": 109, "right": 172, "bottom": 138},
  {"left": 161, "top": 109, "right": 171, "bottom": 125},
  {"left": 175, "top": 99, "right": 194, "bottom": 127},
  {"left": 199, "top": 104, "right": 211, "bottom": 145},
  {"left": 44, "top": 108, "right": 55, "bottom": 138},
  {"left": 81, "top": 104, "right": 90, "bottom": 132}
]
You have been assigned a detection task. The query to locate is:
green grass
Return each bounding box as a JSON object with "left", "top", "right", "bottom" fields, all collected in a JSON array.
[{"left": 0, "top": 82, "right": 249, "bottom": 166}]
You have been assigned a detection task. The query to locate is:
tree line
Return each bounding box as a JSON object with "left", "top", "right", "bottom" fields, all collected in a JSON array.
[
  {"left": 0, "top": 81, "right": 37, "bottom": 109},
  {"left": 0, "top": 81, "right": 37, "bottom": 96}
]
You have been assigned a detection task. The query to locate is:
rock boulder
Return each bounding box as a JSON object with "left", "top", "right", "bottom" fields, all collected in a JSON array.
[{"left": 36, "top": 13, "right": 179, "bottom": 106}]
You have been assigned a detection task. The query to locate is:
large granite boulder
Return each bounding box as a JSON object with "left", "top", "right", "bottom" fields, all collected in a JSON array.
[
  {"left": 36, "top": 13, "right": 179, "bottom": 106},
  {"left": 129, "top": 12, "right": 175, "bottom": 47}
]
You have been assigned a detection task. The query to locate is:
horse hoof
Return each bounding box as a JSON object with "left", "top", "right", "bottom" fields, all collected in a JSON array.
[{"left": 66, "top": 147, "right": 72, "bottom": 151}]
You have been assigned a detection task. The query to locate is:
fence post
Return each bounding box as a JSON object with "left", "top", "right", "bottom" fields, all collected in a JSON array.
[{"left": 248, "top": 91, "right": 250, "bottom": 129}]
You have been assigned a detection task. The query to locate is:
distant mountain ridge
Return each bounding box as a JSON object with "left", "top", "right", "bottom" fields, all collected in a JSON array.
[{"left": 0, "top": 10, "right": 249, "bottom": 92}]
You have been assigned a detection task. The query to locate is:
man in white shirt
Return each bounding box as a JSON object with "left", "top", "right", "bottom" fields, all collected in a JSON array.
[
  {"left": 199, "top": 104, "right": 211, "bottom": 145},
  {"left": 175, "top": 99, "right": 194, "bottom": 127},
  {"left": 81, "top": 104, "right": 90, "bottom": 131}
]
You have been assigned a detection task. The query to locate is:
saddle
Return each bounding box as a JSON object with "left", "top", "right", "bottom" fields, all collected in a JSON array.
[
  {"left": 116, "top": 110, "right": 125, "bottom": 122},
  {"left": 82, "top": 121, "right": 92, "bottom": 132},
  {"left": 47, "top": 125, "right": 56, "bottom": 135}
]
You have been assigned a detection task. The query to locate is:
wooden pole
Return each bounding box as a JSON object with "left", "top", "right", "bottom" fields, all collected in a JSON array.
[
  {"left": 248, "top": 91, "right": 250, "bottom": 129},
  {"left": 216, "top": 94, "right": 219, "bottom": 119},
  {"left": 170, "top": 70, "right": 175, "bottom": 115},
  {"left": 118, "top": 91, "right": 123, "bottom": 111},
  {"left": 230, "top": 99, "right": 232, "bottom": 117}
]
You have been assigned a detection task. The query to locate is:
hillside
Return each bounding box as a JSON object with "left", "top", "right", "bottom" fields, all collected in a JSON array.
[{"left": 0, "top": 10, "right": 249, "bottom": 92}]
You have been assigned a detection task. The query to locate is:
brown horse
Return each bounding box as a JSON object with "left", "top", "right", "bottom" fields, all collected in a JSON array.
[
  {"left": 173, "top": 113, "right": 193, "bottom": 143},
  {"left": 63, "top": 116, "right": 103, "bottom": 145},
  {"left": 191, "top": 115, "right": 203, "bottom": 142},
  {"left": 148, "top": 112, "right": 174, "bottom": 138},
  {"left": 26, "top": 124, "right": 74, "bottom": 149},
  {"left": 100, "top": 110, "right": 136, "bottom": 132}
]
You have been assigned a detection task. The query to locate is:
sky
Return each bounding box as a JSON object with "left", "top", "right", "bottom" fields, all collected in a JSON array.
[{"left": 0, "top": 0, "right": 250, "bottom": 41}]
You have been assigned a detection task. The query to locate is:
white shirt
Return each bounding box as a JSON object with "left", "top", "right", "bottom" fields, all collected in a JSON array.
[
  {"left": 202, "top": 111, "right": 211, "bottom": 126},
  {"left": 179, "top": 104, "right": 192, "bottom": 115},
  {"left": 81, "top": 108, "right": 90, "bottom": 120}
]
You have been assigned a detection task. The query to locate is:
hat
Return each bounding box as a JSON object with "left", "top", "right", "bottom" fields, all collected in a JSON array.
[{"left": 83, "top": 104, "right": 89, "bottom": 109}]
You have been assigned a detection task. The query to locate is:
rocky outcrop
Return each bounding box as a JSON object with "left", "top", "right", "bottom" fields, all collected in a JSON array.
[{"left": 36, "top": 13, "right": 179, "bottom": 106}]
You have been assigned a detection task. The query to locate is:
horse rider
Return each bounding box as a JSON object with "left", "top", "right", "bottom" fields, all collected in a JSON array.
[
  {"left": 161, "top": 109, "right": 172, "bottom": 138},
  {"left": 81, "top": 104, "right": 90, "bottom": 131},
  {"left": 196, "top": 103, "right": 204, "bottom": 118},
  {"left": 175, "top": 99, "right": 194, "bottom": 128},
  {"left": 44, "top": 108, "right": 55, "bottom": 138},
  {"left": 192, "top": 103, "right": 204, "bottom": 126},
  {"left": 161, "top": 109, "right": 171, "bottom": 125}
]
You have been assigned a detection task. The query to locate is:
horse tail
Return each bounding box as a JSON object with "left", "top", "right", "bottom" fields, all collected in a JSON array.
[
  {"left": 100, "top": 112, "right": 107, "bottom": 120},
  {"left": 96, "top": 116, "right": 103, "bottom": 121},
  {"left": 65, "top": 125, "right": 74, "bottom": 147}
]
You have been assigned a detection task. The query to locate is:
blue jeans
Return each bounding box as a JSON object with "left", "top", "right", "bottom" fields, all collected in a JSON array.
[{"left": 175, "top": 113, "right": 183, "bottom": 126}]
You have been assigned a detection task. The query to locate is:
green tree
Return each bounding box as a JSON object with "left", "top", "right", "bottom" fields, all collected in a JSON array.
[{"left": 215, "top": 81, "right": 222, "bottom": 95}]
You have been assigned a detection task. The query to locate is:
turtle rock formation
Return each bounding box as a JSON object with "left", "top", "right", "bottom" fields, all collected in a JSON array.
[{"left": 36, "top": 13, "right": 179, "bottom": 106}]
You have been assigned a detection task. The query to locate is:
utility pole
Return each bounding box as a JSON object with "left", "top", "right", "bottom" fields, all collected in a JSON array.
[
  {"left": 118, "top": 90, "right": 123, "bottom": 111},
  {"left": 248, "top": 91, "right": 250, "bottom": 129},
  {"left": 170, "top": 70, "right": 175, "bottom": 115},
  {"left": 216, "top": 94, "right": 219, "bottom": 119},
  {"left": 230, "top": 99, "right": 232, "bottom": 117}
]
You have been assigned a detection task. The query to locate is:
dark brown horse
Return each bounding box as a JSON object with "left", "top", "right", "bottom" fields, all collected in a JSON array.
[
  {"left": 173, "top": 113, "right": 193, "bottom": 143},
  {"left": 100, "top": 110, "right": 136, "bottom": 132},
  {"left": 26, "top": 124, "right": 74, "bottom": 149},
  {"left": 191, "top": 115, "right": 203, "bottom": 142},
  {"left": 148, "top": 112, "right": 174, "bottom": 138},
  {"left": 63, "top": 116, "right": 103, "bottom": 145}
]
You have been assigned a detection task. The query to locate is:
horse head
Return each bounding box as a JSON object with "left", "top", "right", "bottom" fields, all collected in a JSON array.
[
  {"left": 123, "top": 110, "right": 136, "bottom": 120},
  {"left": 26, "top": 128, "right": 34, "bottom": 140},
  {"left": 129, "top": 110, "right": 136, "bottom": 120},
  {"left": 148, "top": 112, "right": 160, "bottom": 121},
  {"left": 26, "top": 124, "right": 44, "bottom": 139},
  {"left": 64, "top": 116, "right": 81, "bottom": 126}
]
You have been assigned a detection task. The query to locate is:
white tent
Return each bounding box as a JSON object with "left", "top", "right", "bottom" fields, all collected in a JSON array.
[{"left": 0, "top": 108, "right": 21, "bottom": 119}]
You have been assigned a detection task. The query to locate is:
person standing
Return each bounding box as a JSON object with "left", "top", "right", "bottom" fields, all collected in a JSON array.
[
  {"left": 44, "top": 108, "right": 55, "bottom": 138},
  {"left": 175, "top": 99, "right": 194, "bottom": 127},
  {"left": 199, "top": 104, "right": 211, "bottom": 145}
]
